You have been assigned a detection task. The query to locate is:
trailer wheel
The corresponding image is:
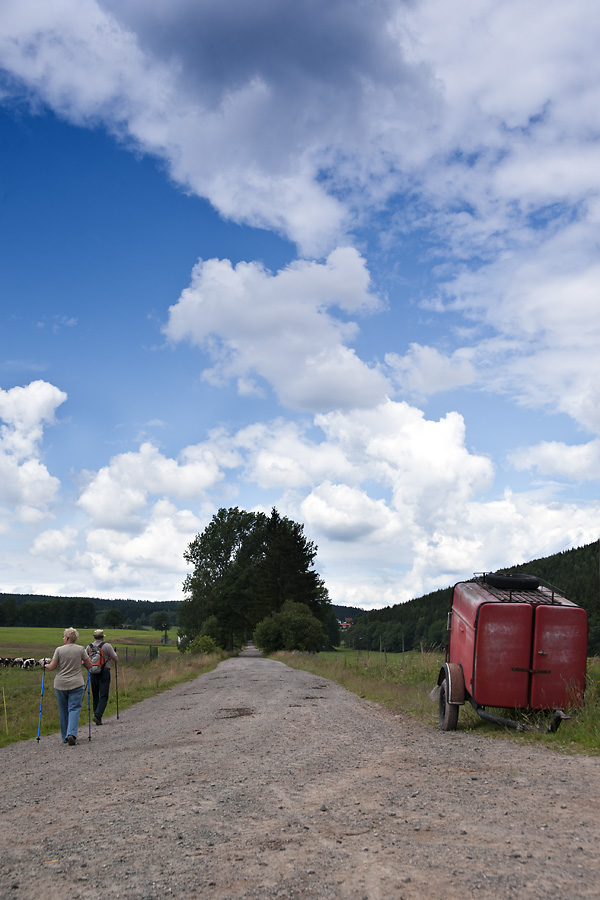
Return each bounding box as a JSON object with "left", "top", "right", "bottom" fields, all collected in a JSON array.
[{"left": 439, "top": 678, "right": 459, "bottom": 731}]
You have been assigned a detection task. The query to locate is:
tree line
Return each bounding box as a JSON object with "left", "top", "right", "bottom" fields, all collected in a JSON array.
[
  {"left": 0, "top": 592, "right": 177, "bottom": 631},
  {"left": 343, "top": 541, "right": 600, "bottom": 656},
  {"left": 0, "top": 595, "right": 97, "bottom": 628}
]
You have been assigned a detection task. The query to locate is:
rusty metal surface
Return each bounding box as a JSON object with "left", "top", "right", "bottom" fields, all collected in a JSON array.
[{"left": 446, "top": 662, "right": 466, "bottom": 704}]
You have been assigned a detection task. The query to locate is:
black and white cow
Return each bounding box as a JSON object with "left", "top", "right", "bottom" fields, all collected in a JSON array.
[{"left": 0, "top": 655, "right": 47, "bottom": 668}]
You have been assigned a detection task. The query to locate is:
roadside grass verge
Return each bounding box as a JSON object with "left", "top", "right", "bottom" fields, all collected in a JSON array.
[
  {"left": 274, "top": 649, "right": 600, "bottom": 754},
  {"left": 0, "top": 637, "right": 223, "bottom": 748}
]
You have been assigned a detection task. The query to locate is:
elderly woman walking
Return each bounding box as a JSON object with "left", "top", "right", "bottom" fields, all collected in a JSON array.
[{"left": 42, "top": 627, "right": 94, "bottom": 745}]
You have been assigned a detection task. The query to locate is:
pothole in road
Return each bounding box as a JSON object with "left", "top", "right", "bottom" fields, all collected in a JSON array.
[{"left": 214, "top": 708, "right": 255, "bottom": 719}]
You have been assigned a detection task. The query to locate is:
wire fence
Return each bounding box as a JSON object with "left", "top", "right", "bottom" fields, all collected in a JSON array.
[{"left": 119, "top": 644, "right": 164, "bottom": 661}]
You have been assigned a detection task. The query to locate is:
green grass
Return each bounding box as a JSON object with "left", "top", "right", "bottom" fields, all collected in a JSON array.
[
  {"left": 0, "top": 625, "right": 180, "bottom": 656},
  {"left": 274, "top": 648, "right": 600, "bottom": 754},
  {"left": 0, "top": 627, "right": 221, "bottom": 747}
]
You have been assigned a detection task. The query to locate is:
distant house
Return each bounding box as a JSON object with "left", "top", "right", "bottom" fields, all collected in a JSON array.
[{"left": 338, "top": 618, "right": 354, "bottom": 630}]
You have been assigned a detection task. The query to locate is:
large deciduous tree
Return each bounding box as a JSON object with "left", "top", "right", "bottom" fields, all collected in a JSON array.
[
  {"left": 179, "top": 507, "right": 338, "bottom": 651},
  {"left": 151, "top": 610, "right": 171, "bottom": 643},
  {"left": 180, "top": 507, "right": 265, "bottom": 650}
]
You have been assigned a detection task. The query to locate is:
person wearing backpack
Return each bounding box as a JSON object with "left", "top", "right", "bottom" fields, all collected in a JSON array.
[{"left": 86, "top": 628, "right": 118, "bottom": 726}]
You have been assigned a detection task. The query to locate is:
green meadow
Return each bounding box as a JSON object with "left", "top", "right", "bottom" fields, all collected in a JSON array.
[{"left": 0, "top": 625, "right": 180, "bottom": 657}]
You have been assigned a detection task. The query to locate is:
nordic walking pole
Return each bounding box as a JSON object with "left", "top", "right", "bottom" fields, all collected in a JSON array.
[
  {"left": 2, "top": 687, "right": 8, "bottom": 736},
  {"left": 36, "top": 662, "right": 46, "bottom": 743},
  {"left": 115, "top": 659, "right": 119, "bottom": 720},
  {"left": 87, "top": 670, "right": 92, "bottom": 741}
]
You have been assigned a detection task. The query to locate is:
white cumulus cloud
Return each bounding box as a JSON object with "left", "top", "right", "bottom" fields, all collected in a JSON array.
[
  {"left": 82, "top": 499, "right": 203, "bottom": 586},
  {"left": 0, "top": 380, "right": 66, "bottom": 523},
  {"left": 164, "top": 247, "right": 389, "bottom": 412},
  {"left": 510, "top": 439, "right": 600, "bottom": 482},
  {"left": 30, "top": 526, "right": 78, "bottom": 558},
  {"left": 386, "top": 344, "right": 476, "bottom": 399},
  {"left": 77, "top": 440, "right": 231, "bottom": 529}
]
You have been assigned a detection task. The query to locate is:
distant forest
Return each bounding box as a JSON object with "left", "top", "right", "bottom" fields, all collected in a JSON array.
[
  {"left": 0, "top": 589, "right": 364, "bottom": 634},
  {"left": 343, "top": 541, "right": 600, "bottom": 656},
  {"left": 0, "top": 593, "right": 177, "bottom": 631}
]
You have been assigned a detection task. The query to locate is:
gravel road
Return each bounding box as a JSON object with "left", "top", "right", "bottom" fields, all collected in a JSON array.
[{"left": 1, "top": 650, "right": 599, "bottom": 900}]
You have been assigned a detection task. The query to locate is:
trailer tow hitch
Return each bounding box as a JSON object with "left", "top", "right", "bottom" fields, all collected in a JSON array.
[
  {"left": 468, "top": 697, "right": 570, "bottom": 733},
  {"left": 547, "top": 709, "right": 570, "bottom": 733}
]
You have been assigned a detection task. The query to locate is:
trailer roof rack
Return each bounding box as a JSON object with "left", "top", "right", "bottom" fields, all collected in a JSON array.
[{"left": 471, "top": 573, "right": 569, "bottom": 606}]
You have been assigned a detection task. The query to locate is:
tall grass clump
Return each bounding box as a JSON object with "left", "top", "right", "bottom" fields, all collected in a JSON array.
[{"left": 529, "top": 660, "right": 600, "bottom": 753}]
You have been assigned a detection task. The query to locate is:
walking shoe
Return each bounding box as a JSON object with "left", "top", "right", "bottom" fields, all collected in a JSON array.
[
  {"left": 67, "top": 735, "right": 77, "bottom": 745},
  {"left": 93, "top": 716, "right": 102, "bottom": 725}
]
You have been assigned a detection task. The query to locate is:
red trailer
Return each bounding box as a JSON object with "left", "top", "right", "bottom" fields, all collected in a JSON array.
[{"left": 436, "top": 573, "right": 588, "bottom": 732}]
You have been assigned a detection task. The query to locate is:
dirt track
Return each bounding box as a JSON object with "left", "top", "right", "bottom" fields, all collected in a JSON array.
[{"left": 1, "top": 650, "right": 599, "bottom": 900}]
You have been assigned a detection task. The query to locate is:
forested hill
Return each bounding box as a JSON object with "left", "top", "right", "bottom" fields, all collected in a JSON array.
[
  {"left": 0, "top": 593, "right": 176, "bottom": 629},
  {"left": 344, "top": 541, "right": 600, "bottom": 656}
]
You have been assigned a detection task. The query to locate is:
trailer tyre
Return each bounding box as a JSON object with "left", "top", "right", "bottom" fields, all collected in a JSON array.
[
  {"left": 484, "top": 572, "right": 540, "bottom": 591},
  {"left": 439, "top": 678, "right": 459, "bottom": 731}
]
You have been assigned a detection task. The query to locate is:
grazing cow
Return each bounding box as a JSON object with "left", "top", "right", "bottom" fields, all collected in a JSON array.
[
  {"left": 0, "top": 657, "right": 11, "bottom": 667},
  {"left": 11, "top": 657, "right": 23, "bottom": 667},
  {"left": 22, "top": 658, "right": 36, "bottom": 669}
]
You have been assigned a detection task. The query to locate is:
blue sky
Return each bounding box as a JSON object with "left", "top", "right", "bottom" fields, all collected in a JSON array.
[{"left": 1, "top": 0, "right": 600, "bottom": 609}]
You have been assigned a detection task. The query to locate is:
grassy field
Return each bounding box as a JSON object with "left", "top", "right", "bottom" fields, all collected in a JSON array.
[
  {"left": 274, "top": 648, "right": 600, "bottom": 754},
  {"left": 0, "top": 627, "right": 220, "bottom": 748},
  {"left": 0, "top": 625, "right": 180, "bottom": 658}
]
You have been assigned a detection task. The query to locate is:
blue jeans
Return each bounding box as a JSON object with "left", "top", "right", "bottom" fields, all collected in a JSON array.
[{"left": 55, "top": 685, "right": 85, "bottom": 742}]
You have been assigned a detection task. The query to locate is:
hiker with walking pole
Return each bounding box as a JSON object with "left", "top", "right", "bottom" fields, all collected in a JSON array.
[
  {"left": 85, "top": 629, "right": 118, "bottom": 726},
  {"left": 39, "top": 628, "right": 94, "bottom": 745}
]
